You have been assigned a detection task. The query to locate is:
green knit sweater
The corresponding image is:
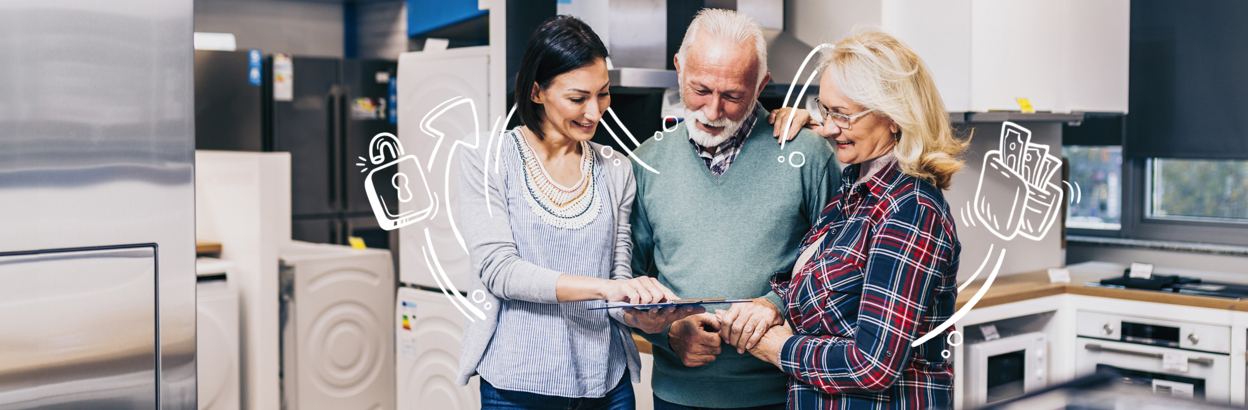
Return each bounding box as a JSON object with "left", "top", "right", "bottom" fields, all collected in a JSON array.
[{"left": 630, "top": 105, "right": 837, "bottom": 408}]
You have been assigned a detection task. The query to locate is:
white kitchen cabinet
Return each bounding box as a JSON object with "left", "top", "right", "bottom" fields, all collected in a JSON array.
[
  {"left": 1054, "top": 0, "right": 1131, "bottom": 113},
  {"left": 786, "top": 0, "right": 1129, "bottom": 113}
]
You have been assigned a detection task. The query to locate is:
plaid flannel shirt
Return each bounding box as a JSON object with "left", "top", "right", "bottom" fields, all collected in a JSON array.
[{"left": 770, "top": 159, "right": 961, "bottom": 409}]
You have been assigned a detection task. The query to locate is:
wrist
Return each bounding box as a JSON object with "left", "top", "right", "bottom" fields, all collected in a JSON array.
[
  {"left": 762, "top": 334, "right": 787, "bottom": 366},
  {"left": 595, "top": 278, "right": 614, "bottom": 300}
]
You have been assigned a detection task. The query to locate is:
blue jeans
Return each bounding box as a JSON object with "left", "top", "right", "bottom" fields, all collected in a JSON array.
[
  {"left": 480, "top": 372, "right": 634, "bottom": 410},
  {"left": 653, "top": 395, "right": 786, "bottom": 410}
]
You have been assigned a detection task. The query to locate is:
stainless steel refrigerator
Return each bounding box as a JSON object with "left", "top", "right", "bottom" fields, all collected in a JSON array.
[{"left": 0, "top": 0, "right": 197, "bottom": 409}]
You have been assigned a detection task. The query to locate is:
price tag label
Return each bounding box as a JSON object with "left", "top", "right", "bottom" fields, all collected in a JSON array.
[
  {"left": 1129, "top": 262, "right": 1154, "bottom": 279},
  {"left": 1162, "top": 352, "right": 1189, "bottom": 373},
  {"left": 980, "top": 324, "right": 1000, "bottom": 341},
  {"left": 1048, "top": 268, "right": 1071, "bottom": 283}
]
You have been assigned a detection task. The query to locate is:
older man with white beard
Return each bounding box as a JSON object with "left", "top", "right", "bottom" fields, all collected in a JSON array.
[{"left": 628, "top": 9, "right": 838, "bottom": 410}]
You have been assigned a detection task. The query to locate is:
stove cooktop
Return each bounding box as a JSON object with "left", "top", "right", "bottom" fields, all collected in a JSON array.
[{"left": 1094, "top": 271, "right": 1248, "bottom": 300}]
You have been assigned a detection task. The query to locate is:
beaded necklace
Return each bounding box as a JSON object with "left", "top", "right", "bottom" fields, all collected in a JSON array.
[{"left": 513, "top": 128, "right": 600, "bottom": 230}]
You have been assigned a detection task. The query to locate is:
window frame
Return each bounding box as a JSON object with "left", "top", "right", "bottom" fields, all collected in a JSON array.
[
  {"left": 1123, "top": 157, "right": 1248, "bottom": 246},
  {"left": 1065, "top": 151, "right": 1248, "bottom": 247},
  {"left": 1064, "top": 145, "right": 1128, "bottom": 239}
]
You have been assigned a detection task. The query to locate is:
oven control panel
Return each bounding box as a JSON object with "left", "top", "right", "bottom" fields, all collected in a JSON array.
[{"left": 1076, "top": 311, "right": 1230, "bottom": 354}]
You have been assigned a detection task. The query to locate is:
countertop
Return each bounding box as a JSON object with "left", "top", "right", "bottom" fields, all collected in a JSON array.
[
  {"left": 957, "top": 262, "right": 1248, "bottom": 312},
  {"left": 633, "top": 263, "right": 1248, "bottom": 353}
]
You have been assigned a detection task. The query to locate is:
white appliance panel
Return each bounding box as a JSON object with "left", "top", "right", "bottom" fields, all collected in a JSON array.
[
  {"left": 964, "top": 332, "right": 1047, "bottom": 406},
  {"left": 281, "top": 242, "right": 395, "bottom": 410},
  {"left": 195, "top": 258, "right": 240, "bottom": 410},
  {"left": 396, "top": 287, "right": 480, "bottom": 410},
  {"left": 1075, "top": 338, "right": 1230, "bottom": 403},
  {"left": 396, "top": 47, "right": 490, "bottom": 291}
]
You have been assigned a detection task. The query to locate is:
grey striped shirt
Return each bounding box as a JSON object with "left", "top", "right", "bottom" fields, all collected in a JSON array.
[{"left": 474, "top": 130, "right": 628, "bottom": 397}]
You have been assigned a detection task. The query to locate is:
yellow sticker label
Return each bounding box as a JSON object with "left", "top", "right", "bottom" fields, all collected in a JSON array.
[
  {"left": 1016, "top": 98, "right": 1035, "bottom": 113},
  {"left": 348, "top": 237, "right": 367, "bottom": 249}
]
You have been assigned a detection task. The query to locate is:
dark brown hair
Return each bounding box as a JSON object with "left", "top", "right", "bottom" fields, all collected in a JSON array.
[{"left": 514, "top": 15, "right": 609, "bottom": 140}]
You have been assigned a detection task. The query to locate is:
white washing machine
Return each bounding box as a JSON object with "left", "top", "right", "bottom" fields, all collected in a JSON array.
[
  {"left": 196, "top": 258, "right": 240, "bottom": 410},
  {"left": 279, "top": 241, "right": 395, "bottom": 410},
  {"left": 396, "top": 46, "right": 489, "bottom": 293},
  {"left": 396, "top": 287, "right": 479, "bottom": 410}
]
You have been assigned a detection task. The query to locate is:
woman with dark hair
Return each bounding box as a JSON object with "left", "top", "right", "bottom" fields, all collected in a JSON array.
[{"left": 455, "top": 15, "right": 695, "bottom": 410}]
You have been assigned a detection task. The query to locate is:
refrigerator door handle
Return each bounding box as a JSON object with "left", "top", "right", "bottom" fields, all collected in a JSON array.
[
  {"left": 328, "top": 86, "right": 342, "bottom": 211},
  {"left": 338, "top": 87, "right": 350, "bottom": 213}
]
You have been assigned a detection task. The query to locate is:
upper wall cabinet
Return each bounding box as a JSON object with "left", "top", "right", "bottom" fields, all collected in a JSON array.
[{"left": 788, "top": 0, "right": 1129, "bottom": 113}]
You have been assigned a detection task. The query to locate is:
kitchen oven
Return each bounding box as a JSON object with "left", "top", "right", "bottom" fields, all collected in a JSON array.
[
  {"left": 1075, "top": 311, "right": 1231, "bottom": 404},
  {"left": 965, "top": 332, "right": 1048, "bottom": 406}
]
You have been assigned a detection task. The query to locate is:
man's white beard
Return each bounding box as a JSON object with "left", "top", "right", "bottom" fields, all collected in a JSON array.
[{"left": 684, "top": 106, "right": 745, "bottom": 147}]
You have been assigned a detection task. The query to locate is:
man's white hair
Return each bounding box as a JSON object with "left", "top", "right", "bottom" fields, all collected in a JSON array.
[{"left": 678, "top": 8, "right": 768, "bottom": 87}]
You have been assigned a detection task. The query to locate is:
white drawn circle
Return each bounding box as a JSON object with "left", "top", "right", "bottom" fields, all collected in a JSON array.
[
  {"left": 653, "top": 130, "right": 664, "bottom": 141},
  {"left": 599, "top": 145, "right": 615, "bottom": 158},
  {"left": 946, "top": 329, "right": 963, "bottom": 347},
  {"left": 613, "top": 159, "right": 621, "bottom": 166},
  {"left": 471, "top": 289, "right": 486, "bottom": 303},
  {"left": 788, "top": 151, "right": 806, "bottom": 168},
  {"left": 662, "top": 116, "right": 680, "bottom": 132},
  {"left": 484, "top": 302, "right": 492, "bottom": 310},
  {"left": 941, "top": 349, "right": 951, "bottom": 359},
  {"left": 777, "top": 156, "right": 785, "bottom": 163}
]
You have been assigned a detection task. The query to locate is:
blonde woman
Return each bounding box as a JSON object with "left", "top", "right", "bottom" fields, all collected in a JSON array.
[{"left": 731, "top": 29, "right": 968, "bottom": 409}]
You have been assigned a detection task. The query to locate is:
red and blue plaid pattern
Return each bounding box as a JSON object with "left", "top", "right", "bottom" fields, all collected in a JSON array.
[{"left": 771, "top": 159, "right": 961, "bottom": 409}]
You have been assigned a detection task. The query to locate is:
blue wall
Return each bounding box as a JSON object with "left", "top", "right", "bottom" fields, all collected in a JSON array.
[{"left": 407, "top": 0, "right": 487, "bottom": 37}]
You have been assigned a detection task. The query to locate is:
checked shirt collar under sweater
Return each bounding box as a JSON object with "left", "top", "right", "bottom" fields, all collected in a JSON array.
[{"left": 687, "top": 101, "right": 761, "bottom": 177}]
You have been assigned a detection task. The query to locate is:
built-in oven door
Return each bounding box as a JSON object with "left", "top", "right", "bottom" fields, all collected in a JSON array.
[{"left": 1075, "top": 337, "right": 1230, "bottom": 404}]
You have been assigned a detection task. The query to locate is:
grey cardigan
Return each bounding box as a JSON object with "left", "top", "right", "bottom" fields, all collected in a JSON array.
[{"left": 455, "top": 131, "right": 641, "bottom": 386}]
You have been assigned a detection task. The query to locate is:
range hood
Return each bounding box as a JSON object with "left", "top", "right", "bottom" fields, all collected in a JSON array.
[{"left": 566, "top": 0, "right": 818, "bottom": 90}]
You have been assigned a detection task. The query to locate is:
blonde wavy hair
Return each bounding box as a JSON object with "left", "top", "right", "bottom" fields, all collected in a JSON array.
[{"left": 822, "top": 28, "right": 968, "bottom": 190}]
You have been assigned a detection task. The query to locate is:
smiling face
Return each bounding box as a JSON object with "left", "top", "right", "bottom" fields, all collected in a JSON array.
[
  {"left": 815, "top": 69, "right": 898, "bottom": 165},
  {"left": 531, "top": 57, "right": 611, "bottom": 142},
  {"left": 676, "top": 34, "right": 770, "bottom": 145}
]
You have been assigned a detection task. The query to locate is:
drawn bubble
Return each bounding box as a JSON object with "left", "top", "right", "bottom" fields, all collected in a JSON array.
[
  {"left": 600, "top": 145, "right": 615, "bottom": 158},
  {"left": 941, "top": 349, "right": 951, "bottom": 359},
  {"left": 653, "top": 130, "right": 664, "bottom": 141},
  {"left": 613, "top": 159, "right": 621, "bottom": 166},
  {"left": 788, "top": 151, "right": 806, "bottom": 168},
  {"left": 662, "top": 116, "right": 680, "bottom": 132},
  {"left": 777, "top": 156, "right": 785, "bottom": 163},
  {"left": 946, "top": 329, "right": 963, "bottom": 347},
  {"left": 483, "top": 302, "right": 492, "bottom": 310},
  {"left": 471, "top": 289, "right": 486, "bottom": 303}
]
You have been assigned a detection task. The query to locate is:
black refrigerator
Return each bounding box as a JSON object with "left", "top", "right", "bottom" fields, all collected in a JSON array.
[
  {"left": 265, "top": 56, "right": 400, "bottom": 250},
  {"left": 194, "top": 50, "right": 266, "bottom": 151}
]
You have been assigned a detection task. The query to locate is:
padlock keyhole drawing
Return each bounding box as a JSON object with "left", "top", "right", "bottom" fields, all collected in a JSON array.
[
  {"left": 364, "top": 132, "right": 435, "bottom": 230},
  {"left": 392, "top": 173, "right": 413, "bottom": 203}
]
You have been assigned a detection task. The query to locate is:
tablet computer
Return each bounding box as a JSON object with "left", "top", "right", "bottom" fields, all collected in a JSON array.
[{"left": 587, "top": 298, "right": 753, "bottom": 310}]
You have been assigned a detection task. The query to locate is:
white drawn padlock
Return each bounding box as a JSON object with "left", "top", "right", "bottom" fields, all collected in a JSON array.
[{"left": 364, "top": 132, "right": 435, "bottom": 231}]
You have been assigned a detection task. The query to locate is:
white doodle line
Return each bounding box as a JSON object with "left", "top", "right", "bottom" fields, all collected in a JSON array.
[
  {"left": 778, "top": 44, "right": 836, "bottom": 152},
  {"left": 1062, "top": 180, "right": 1082, "bottom": 205},
  {"left": 956, "top": 243, "right": 994, "bottom": 293},
  {"left": 421, "top": 227, "right": 486, "bottom": 321},
  {"left": 418, "top": 96, "right": 481, "bottom": 253},
  {"left": 420, "top": 96, "right": 469, "bottom": 172},
  {"left": 601, "top": 107, "right": 659, "bottom": 174},
  {"left": 912, "top": 247, "right": 1007, "bottom": 347}
]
